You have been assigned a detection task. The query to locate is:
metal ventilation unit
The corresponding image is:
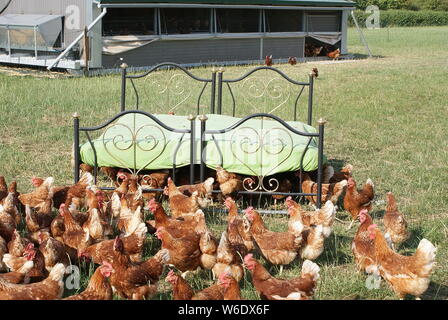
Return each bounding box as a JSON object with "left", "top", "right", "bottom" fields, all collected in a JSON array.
[{"left": 0, "top": 14, "right": 63, "bottom": 58}]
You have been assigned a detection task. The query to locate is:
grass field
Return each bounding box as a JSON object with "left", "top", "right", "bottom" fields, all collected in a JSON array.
[{"left": 0, "top": 26, "right": 447, "bottom": 300}]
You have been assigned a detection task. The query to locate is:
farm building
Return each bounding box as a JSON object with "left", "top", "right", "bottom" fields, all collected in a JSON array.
[{"left": 0, "top": 0, "right": 355, "bottom": 71}]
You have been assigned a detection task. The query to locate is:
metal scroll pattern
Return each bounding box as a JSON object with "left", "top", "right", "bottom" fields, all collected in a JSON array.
[
  {"left": 140, "top": 71, "right": 206, "bottom": 114},
  {"left": 226, "top": 119, "right": 294, "bottom": 193},
  {"left": 101, "top": 115, "right": 167, "bottom": 177}
]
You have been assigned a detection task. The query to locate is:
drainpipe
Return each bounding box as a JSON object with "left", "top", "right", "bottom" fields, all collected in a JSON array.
[{"left": 47, "top": 7, "right": 107, "bottom": 70}]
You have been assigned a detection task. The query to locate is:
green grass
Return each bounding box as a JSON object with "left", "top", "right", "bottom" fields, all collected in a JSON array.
[{"left": 0, "top": 26, "right": 447, "bottom": 300}]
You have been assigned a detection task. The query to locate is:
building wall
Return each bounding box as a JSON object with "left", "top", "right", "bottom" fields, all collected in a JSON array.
[
  {"left": 2, "top": 0, "right": 90, "bottom": 45},
  {"left": 102, "top": 37, "right": 305, "bottom": 69}
]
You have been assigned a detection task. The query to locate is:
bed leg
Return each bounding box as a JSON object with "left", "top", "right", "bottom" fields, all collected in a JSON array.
[
  {"left": 317, "top": 118, "right": 327, "bottom": 209},
  {"left": 73, "top": 112, "right": 80, "bottom": 184}
]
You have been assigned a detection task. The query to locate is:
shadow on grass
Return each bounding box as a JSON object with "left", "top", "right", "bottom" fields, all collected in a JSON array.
[
  {"left": 421, "top": 282, "right": 448, "bottom": 300},
  {"left": 317, "top": 233, "right": 354, "bottom": 266}
]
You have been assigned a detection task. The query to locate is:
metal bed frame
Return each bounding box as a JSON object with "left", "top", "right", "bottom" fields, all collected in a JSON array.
[{"left": 73, "top": 62, "right": 326, "bottom": 207}]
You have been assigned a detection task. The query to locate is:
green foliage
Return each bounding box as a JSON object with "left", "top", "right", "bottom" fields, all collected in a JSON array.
[
  {"left": 351, "top": 9, "right": 448, "bottom": 27},
  {"left": 353, "top": 0, "right": 448, "bottom": 10}
]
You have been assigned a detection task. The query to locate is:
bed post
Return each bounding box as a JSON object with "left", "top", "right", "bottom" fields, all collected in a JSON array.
[
  {"left": 120, "top": 61, "right": 128, "bottom": 112},
  {"left": 73, "top": 112, "right": 80, "bottom": 184},
  {"left": 308, "top": 73, "right": 315, "bottom": 126},
  {"left": 317, "top": 118, "right": 327, "bottom": 209},
  {"left": 217, "top": 68, "right": 224, "bottom": 115},
  {"left": 199, "top": 115, "right": 208, "bottom": 182},
  {"left": 189, "top": 114, "right": 196, "bottom": 185},
  {"left": 210, "top": 69, "right": 217, "bottom": 114}
]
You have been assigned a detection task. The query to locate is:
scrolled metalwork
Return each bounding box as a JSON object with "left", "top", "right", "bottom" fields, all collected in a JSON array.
[
  {"left": 100, "top": 115, "right": 167, "bottom": 176},
  {"left": 227, "top": 119, "right": 294, "bottom": 193}
]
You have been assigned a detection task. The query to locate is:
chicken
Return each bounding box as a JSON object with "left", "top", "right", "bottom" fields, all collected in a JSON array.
[
  {"left": 0, "top": 191, "right": 18, "bottom": 242},
  {"left": 212, "top": 231, "right": 244, "bottom": 282},
  {"left": 7, "top": 230, "right": 30, "bottom": 258},
  {"left": 39, "top": 237, "right": 69, "bottom": 272},
  {"left": 5, "top": 181, "right": 21, "bottom": 225},
  {"left": 0, "top": 236, "right": 7, "bottom": 272},
  {"left": 286, "top": 198, "right": 336, "bottom": 238},
  {"left": 100, "top": 167, "right": 120, "bottom": 186},
  {"left": 329, "top": 164, "right": 353, "bottom": 184},
  {"left": 199, "top": 230, "right": 218, "bottom": 271},
  {"left": 18, "top": 177, "right": 54, "bottom": 209},
  {"left": 368, "top": 224, "right": 437, "bottom": 299},
  {"left": 351, "top": 209, "right": 377, "bottom": 274},
  {"left": 178, "top": 177, "right": 214, "bottom": 209},
  {"left": 0, "top": 176, "right": 7, "bottom": 202},
  {"left": 218, "top": 273, "right": 242, "bottom": 300},
  {"left": 311, "top": 67, "right": 319, "bottom": 78},
  {"left": 155, "top": 227, "right": 201, "bottom": 274},
  {"left": 245, "top": 207, "right": 301, "bottom": 274},
  {"left": 297, "top": 172, "right": 347, "bottom": 207},
  {"left": 117, "top": 195, "right": 144, "bottom": 236},
  {"left": 271, "top": 175, "right": 293, "bottom": 205},
  {"left": 0, "top": 263, "right": 66, "bottom": 300},
  {"left": 64, "top": 172, "right": 93, "bottom": 210},
  {"left": 288, "top": 57, "right": 297, "bottom": 65},
  {"left": 50, "top": 212, "right": 65, "bottom": 241},
  {"left": 147, "top": 199, "right": 199, "bottom": 238},
  {"left": 327, "top": 48, "right": 341, "bottom": 60},
  {"left": 82, "top": 188, "right": 110, "bottom": 241},
  {"left": 63, "top": 263, "right": 113, "bottom": 300},
  {"left": 0, "top": 260, "right": 34, "bottom": 284},
  {"left": 109, "top": 237, "right": 170, "bottom": 300},
  {"left": 79, "top": 163, "right": 94, "bottom": 174},
  {"left": 165, "top": 269, "right": 194, "bottom": 300},
  {"left": 3, "top": 244, "right": 48, "bottom": 283},
  {"left": 285, "top": 197, "right": 306, "bottom": 237},
  {"left": 60, "top": 204, "right": 92, "bottom": 252},
  {"left": 265, "top": 55, "right": 273, "bottom": 66},
  {"left": 165, "top": 269, "right": 226, "bottom": 300},
  {"left": 215, "top": 166, "right": 242, "bottom": 199},
  {"left": 224, "top": 197, "right": 253, "bottom": 253},
  {"left": 140, "top": 170, "right": 169, "bottom": 200},
  {"left": 244, "top": 254, "right": 320, "bottom": 300},
  {"left": 79, "top": 222, "right": 147, "bottom": 265},
  {"left": 25, "top": 205, "right": 52, "bottom": 233},
  {"left": 165, "top": 178, "right": 199, "bottom": 218},
  {"left": 383, "top": 192, "right": 410, "bottom": 248},
  {"left": 344, "top": 177, "right": 375, "bottom": 229},
  {"left": 30, "top": 177, "right": 70, "bottom": 210}
]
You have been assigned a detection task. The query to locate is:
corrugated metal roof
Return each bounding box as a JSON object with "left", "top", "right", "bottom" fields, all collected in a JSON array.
[
  {"left": 98, "top": 0, "right": 355, "bottom": 7},
  {"left": 0, "top": 14, "right": 63, "bottom": 27}
]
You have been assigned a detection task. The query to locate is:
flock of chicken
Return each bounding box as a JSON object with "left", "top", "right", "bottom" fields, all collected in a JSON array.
[{"left": 0, "top": 163, "right": 437, "bottom": 300}]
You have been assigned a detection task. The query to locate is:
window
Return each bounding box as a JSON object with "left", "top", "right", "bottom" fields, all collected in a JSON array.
[
  {"left": 265, "top": 10, "right": 303, "bottom": 33},
  {"left": 102, "top": 8, "right": 155, "bottom": 36},
  {"left": 306, "top": 11, "right": 342, "bottom": 32},
  {"left": 160, "top": 8, "right": 211, "bottom": 35},
  {"left": 216, "top": 9, "right": 260, "bottom": 33}
]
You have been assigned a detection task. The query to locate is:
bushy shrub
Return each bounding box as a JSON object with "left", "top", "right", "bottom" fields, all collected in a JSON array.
[
  {"left": 350, "top": 9, "right": 448, "bottom": 27},
  {"left": 352, "top": 0, "right": 448, "bottom": 11}
]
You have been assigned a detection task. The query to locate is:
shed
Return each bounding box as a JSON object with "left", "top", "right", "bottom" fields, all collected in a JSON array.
[{"left": 0, "top": 0, "right": 356, "bottom": 70}]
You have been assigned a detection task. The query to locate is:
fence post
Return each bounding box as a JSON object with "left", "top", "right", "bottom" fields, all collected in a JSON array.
[
  {"left": 120, "top": 61, "right": 128, "bottom": 112},
  {"left": 73, "top": 112, "right": 80, "bottom": 184},
  {"left": 308, "top": 72, "right": 315, "bottom": 126},
  {"left": 189, "top": 114, "right": 196, "bottom": 185},
  {"left": 217, "top": 68, "right": 224, "bottom": 115},
  {"left": 317, "top": 118, "right": 327, "bottom": 209},
  {"left": 210, "top": 68, "right": 217, "bottom": 114},
  {"left": 199, "top": 115, "right": 208, "bottom": 182}
]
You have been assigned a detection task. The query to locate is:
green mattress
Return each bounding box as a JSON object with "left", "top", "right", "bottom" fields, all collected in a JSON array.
[{"left": 79, "top": 113, "right": 326, "bottom": 176}]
